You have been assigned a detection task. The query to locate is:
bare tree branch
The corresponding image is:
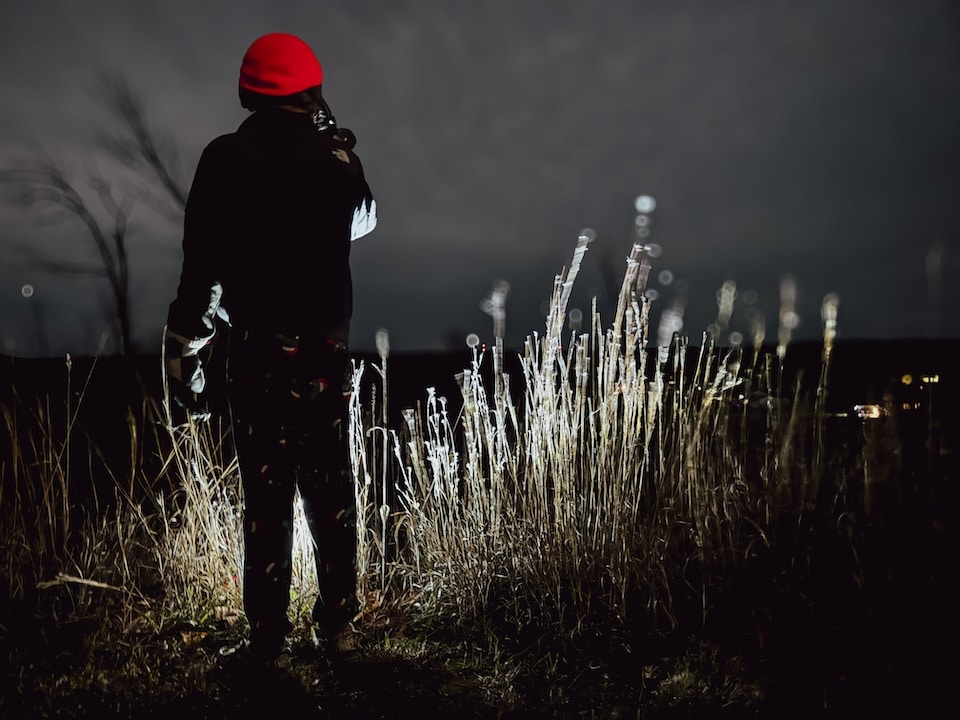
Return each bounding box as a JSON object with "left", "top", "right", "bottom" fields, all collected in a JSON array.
[
  {"left": 1, "top": 162, "right": 133, "bottom": 354},
  {"left": 17, "top": 256, "right": 106, "bottom": 277},
  {"left": 1, "top": 74, "right": 186, "bottom": 356},
  {"left": 91, "top": 73, "right": 189, "bottom": 213}
]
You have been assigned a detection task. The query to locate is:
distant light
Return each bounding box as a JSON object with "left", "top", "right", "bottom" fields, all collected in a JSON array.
[
  {"left": 854, "top": 404, "right": 886, "bottom": 420},
  {"left": 578, "top": 228, "right": 596, "bottom": 243},
  {"left": 658, "top": 270, "right": 674, "bottom": 286},
  {"left": 921, "top": 374, "right": 940, "bottom": 384},
  {"left": 728, "top": 331, "right": 744, "bottom": 346},
  {"left": 568, "top": 308, "right": 583, "bottom": 329},
  {"left": 901, "top": 374, "right": 913, "bottom": 386},
  {"left": 645, "top": 288, "right": 659, "bottom": 301},
  {"left": 634, "top": 195, "right": 656, "bottom": 214},
  {"left": 21, "top": 284, "right": 34, "bottom": 298},
  {"left": 466, "top": 333, "right": 480, "bottom": 349},
  {"left": 742, "top": 289, "right": 758, "bottom": 305}
]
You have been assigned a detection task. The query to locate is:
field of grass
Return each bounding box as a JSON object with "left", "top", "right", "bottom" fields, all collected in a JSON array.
[{"left": 1, "top": 234, "right": 956, "bottom": 718}]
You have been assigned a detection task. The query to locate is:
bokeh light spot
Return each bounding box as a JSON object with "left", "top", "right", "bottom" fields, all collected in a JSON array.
[{"left": 634, "top": 195, "right": 657, "bottom": 214}]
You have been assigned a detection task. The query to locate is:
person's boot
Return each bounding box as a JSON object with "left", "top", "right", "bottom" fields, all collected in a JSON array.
[{"left": 312, "top": 597, "right": 360, "bottom": 659}]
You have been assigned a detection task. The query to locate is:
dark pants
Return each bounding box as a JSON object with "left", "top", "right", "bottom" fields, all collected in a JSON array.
[{"left": 226, "top": 331, "right": 357, "bottom": 648}]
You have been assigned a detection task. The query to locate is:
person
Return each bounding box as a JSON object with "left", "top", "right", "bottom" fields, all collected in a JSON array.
[{"left": 163, "top": 32, "right": 377, "bottom": 659}]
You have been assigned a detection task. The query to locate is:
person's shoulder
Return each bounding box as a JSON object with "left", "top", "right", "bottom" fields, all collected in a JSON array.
[
  {"left": 194, "top": 131, "right": 246, "bottom": 172},
  {"left": 203, "top": 130, "right": 242, "bottom": 154}
]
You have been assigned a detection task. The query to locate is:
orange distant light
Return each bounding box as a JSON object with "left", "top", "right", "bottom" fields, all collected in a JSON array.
[{"left": 854, "top": 404, "right": 885, "bottom": 420}]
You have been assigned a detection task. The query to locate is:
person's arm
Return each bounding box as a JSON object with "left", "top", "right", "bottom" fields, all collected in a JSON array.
[
  {"left": 164, "top": 141, "right": 231, "bottom": 422},
  {"left": 328, "top": 127, "right": 377, "bottom": 242}
]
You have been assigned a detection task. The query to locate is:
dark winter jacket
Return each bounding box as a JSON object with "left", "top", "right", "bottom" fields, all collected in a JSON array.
[{"left": 164, "top": 108, "right": 375, "bottom": 402}]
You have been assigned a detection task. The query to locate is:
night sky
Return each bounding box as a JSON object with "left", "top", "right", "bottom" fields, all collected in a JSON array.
[{"left": 2, "top": 0, "right": 958, "bottom": 357}]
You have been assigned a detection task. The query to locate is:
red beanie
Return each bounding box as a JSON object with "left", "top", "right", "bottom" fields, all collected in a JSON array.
[{"left": 239, "top": 33, "right": 323, "bottom": 96}]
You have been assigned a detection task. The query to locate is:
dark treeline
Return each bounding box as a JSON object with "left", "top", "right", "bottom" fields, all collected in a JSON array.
[{"left": 1, "top": 338, "right": 957, "bottom": 505}]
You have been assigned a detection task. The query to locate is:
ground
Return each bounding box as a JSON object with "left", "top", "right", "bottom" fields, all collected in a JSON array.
[{"left": 5, "top": 617, "right": 791, "bottom": 720}]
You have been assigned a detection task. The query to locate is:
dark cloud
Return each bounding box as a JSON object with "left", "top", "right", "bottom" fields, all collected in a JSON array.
[{"left": 2, "top": 0, "right": 959, "bottom": 356}]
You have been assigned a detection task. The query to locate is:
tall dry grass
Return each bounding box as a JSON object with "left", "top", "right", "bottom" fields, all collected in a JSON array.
[
  {"left": 0, "top": 358, "right": 319, "bottom": 642},
  {"left": 349, "top": 226, "right": 851, "bottom": 646},
  {"left": 0, "top": 354, "right": 171, "bottom": 644},
  {"left": 1, "top": 220, "right": 856, "bottom": 662}
]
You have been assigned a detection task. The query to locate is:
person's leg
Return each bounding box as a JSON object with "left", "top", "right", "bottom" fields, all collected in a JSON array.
[
  {"left": 229, "top": 377, "right": 298, "bottom": 653},
  {"left": 293, "top": 344, "right": 359, "bottom": 638},
  {"left": 299, "top": 425, "right": 357, "bottom": 637}
]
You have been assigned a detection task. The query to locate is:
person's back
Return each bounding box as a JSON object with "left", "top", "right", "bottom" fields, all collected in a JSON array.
[
  {"left": 175, "top": 108, "right": 367, "bottom": 343},
  {"left": 164, "top": 32, "right": 376, "bottom": 660}
]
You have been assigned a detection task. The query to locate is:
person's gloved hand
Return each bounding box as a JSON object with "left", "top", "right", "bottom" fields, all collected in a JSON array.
[{"left": 167, "top": 373, "right": 211, "bottom": 425}]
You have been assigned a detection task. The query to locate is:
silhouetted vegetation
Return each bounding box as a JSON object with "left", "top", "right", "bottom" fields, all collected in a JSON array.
[{"left": 1, "top": 235, "right": 956, "bottom": 718}]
